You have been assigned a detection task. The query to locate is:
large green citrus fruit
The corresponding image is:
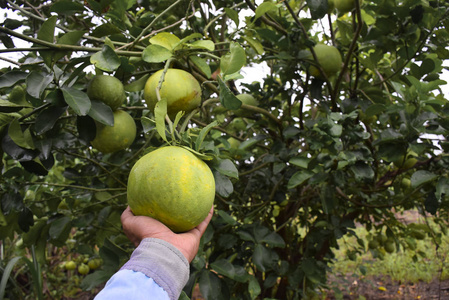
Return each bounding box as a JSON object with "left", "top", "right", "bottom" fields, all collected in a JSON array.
[
  {"left": 91, "top": 110, "right": 136, "bottom": 153},
  {"left": 127, "top": 146, "right": 215, "bottom": 232},
  {"left": 334, "top": 0, "right": 362, "bottom": 14},
  {"left": 143, "top": 69, "right": 202, "bottom": 119},
  {"left": 87, "top": 75, "right": 126, "bottom": 111},
  {"left": 309, "top": 44, "right": 342, "bottom": 78}
]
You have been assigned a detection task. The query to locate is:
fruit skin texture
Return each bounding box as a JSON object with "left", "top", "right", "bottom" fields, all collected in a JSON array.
[
  {"left": 91, "top": 110, "right": 136, "bottom": 153},
  {"left": 335, "top": 0, "right": 362, "bottom": 13},
  {"left": 144, "top": 69, "right": 202, "bottom": 119},
  {"left": 87, "top": 75, "right": 126, "bottom": 111},
  {"left": 127, "top": 146, "right": 215, "bottom": 233},
  {"left": 309, "top": 44, "right": 342, "bottom": 78}
]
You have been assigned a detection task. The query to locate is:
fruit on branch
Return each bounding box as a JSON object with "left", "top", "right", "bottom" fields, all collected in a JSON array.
[
  {"left": 334, "top": 0, "right": 363, "bottom": 14},
  {"left": 308, "top": 43, "right": 342, "bottom": 79},
  {"left": 87, "top": 75, "right": 126, "bottom": 111},
  {"left": 144, "top": 69, "right": 202, "bottom": 119},
  {"left": 91, "top": 110, "right": 136, "bottom": 153},
  {"left": 234, "top": 93, "right": 259, "bottom": 117},
  {"left": 127, "top": 146, "right": 215, "bottom": 232}
]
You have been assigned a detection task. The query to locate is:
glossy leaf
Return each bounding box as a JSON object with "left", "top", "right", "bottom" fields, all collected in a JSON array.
[
  {"left": 35, "top": 105, "right": 67, "bottom": 135},
  {"left": 90, "top": 45, "right": 121, "bottom": 72},
  {"left": 61, "top": 87, "right": 91, "bottom": 116},
  {"left": 220, "top": 42, "right": 246, "bottom": 76},
  {"left": 87, "top": 100, "right": 114, "bottom": 126},
  {"left": 142, "top": 44, "right": 173, "bottom": 63}
]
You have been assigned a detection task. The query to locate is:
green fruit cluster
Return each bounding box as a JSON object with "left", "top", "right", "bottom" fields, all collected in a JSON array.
[{"left": 87, "top": 75, "right": 136, "bottom": 153}]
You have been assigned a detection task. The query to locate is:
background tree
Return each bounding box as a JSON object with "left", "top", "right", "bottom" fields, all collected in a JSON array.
[{"left": 1, "top": 0, "right": 449, "bottom": 299}]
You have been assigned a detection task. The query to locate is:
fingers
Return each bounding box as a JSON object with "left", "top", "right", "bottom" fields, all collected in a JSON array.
[
  {"left": 121, "top": 206, "right": 135, "bottom": 224},
  {"left": 190, "top": 205, "right": 214, "bottom": 238}
]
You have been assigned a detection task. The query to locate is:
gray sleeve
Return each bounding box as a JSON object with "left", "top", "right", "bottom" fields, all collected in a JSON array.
[{"left": 120, "top": 238, "right": 189, "bottom": 300}]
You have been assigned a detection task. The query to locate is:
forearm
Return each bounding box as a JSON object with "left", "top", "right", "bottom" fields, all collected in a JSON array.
[{"left": 95, "top": 238, "right": 190, "bottom": 300}]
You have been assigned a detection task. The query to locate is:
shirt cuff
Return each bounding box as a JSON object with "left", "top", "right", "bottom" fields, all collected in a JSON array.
[{"left": 120, "top": 238, "right": 189, "bottom": 300}]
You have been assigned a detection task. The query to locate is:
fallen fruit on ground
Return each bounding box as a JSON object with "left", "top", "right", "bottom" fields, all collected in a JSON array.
[
  {"left": 91, "top": 110, "right": 136, "bottom": 153},
  {"left": 143, "top": 68, "right": 202, "bottom": 119},
  {"left": 87, "top": 75, "right": 126, "bottom": 110},
  {"left": 127, "top": 146, "right": 215, "bottom": 232},
  {"left": 308, "top": 43, "right": 342, "bottom": 78}
]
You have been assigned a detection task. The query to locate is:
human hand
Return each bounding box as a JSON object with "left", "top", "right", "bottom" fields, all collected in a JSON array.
[{"left": 120, "top": 206, "right": 214, "bottom": 262}]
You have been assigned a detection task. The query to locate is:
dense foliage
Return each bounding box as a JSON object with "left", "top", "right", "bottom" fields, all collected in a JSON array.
[{"left": 1, "top": 0, "right": 449, "bottom": 299}]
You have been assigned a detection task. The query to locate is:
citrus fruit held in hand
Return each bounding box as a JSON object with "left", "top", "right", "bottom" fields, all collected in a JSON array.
[
  {"left": 308, "top": 44, "right": 342, "bottom": 78},
  {"left": 234, "top": 94, "right": 259, "bottom": 117},
  {"left": 87, "top": 75, "right": 126, "bottom": 110},
  {"left": 143, "top": 69, "right": 202, "bottom": 119},
  {"left": 91, "top": 110, "right": 136, "bottom": 153},
  {"left": 127, "top": 146, "right": 215, "bottom": 232}
]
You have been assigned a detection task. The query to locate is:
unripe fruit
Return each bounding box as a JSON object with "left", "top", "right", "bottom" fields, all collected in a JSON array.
[
  {"left": 65, "top": 261, "right": 77, "bottom": 271},
  {"left": 144, "top": 69, "right": 202, "bottom": 119},
  {"left": 78, "top": 263, "right": 90, "bottom": 275},
  {"left": 87, "top": 75, "right": 126, "bottom": 111},
  {"left": 308, "top": 44, "right": 342, "bottom": 78},
  {"left": 91, "top": 110, "right": 136, "bottom": 153}
]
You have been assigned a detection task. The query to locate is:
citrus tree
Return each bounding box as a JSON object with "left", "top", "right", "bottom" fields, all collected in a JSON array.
[{"left": 1, "top": 0, "right": 449, "bottom": 299}]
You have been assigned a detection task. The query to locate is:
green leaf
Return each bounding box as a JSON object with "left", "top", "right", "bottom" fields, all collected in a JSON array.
[
  {"left": 253, "top": 2, "right": 277, "bottom": 23},
  {"left": 0, "top": 71, "right": 27, "bottom": 89},
  {"left": 306, "top": 0, "right": 328, "bottom": 19},
  {"left": 242, "top": 36, "right": 264, "bottom": 55},
  {"left": 26, "top": 72, "right": 53, "bottom": 99},
  {"left": 225, "top": 8, "right": 239, "bottom": 27},
  {"left": 289, "top": 157, "right": 310, "bottom": 169},
  {"left": 154, "top": 98, "right": 168, "bottom": 143},
  {"left": 176, "top": 33, "right": 203, "bottom": 47},
  {"left": 436, "top": 177, "right": 449, "bottom": 201},
  {"left": 61, "top": 87, "right": 91, "bottom": 116},
  {"left": 149, "top": 32, "right": 180, "bottom": 51},
  {"left": 189, "top": 40, "right": 215, "bottom": 51},
  {"left": 214, "top": 170, "right": 234, "bottom": 197},
  {"left": 54, "top": 30, "right": 85, "bottom": 61},
  {"left": 90, "top": 45, "right": 121, "bottom": 72},
  {"left": 81, "top": 270, "right": 114, "bottom": 291},
  {"left": 199, "top": 271, "right": 222, "bottom": 300},
  {"left": 218, "top": 77, "right": 242, "bottom": 109},
  {"left": 35, "top": 106, "right": 67, "bottom": 135},
  {"left": 49, "top": 216, "right": 71, "bottom": 240},
  {"left": 125, "top": 74, "right": 150, "bottom": 92},
  {"left": 195, "top": 120, "right": 218, "bottom": 151},
  {"left": 217, "top": 210, "right": 237, "bottom": 225},
  {"left": 91, "top": 23, "right": 122, "bottom": 38},
  {"left": 0, "top": 257, "right": 22, "bottom": 300},
  {"left": 239, "top": 135, "right": 267, "bottom": 150},
  {"left": 87, "top": 99, "right": 114, "bottom": 126},
  {"left": 350, "top": 162, "right": 375, "bottom": 182},
  {"left": 213, "top": 158, "right": 239, "bottom": 179},
  {"left": 0, "top": 99, "right": 29, "bottom": 113},
  {"left": 37, "top": 15, "right": 57, "bottom": 66},
  {"left": 220, "top": 42, "right": 246, "bottom": 76},
  {"left": 189, "top": 56, "right": 211, "bottom": 79},
  {"left": 8, "top": 119, "right": 34, "bottom": 149},
  {"left": 248, "top": 276, "right": 261, "bottom": 300},
  {"left": 50, "top": 0, "right": 85, "bottom": 14},
  {"left": 142, "top": 44, "right": 173, "bottom": 63},
  {"left": 287, "top": 170, "right": 314, "bottom": 189},
  {"left": 211, "top": 259, "right": 236, "bottom": 279},
  {"left": 411, "top": 170, "right": 438, "bottom": 188}
]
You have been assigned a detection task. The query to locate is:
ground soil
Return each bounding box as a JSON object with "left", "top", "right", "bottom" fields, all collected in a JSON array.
[{"left": 324, "top": 274, "right": 449, "bottom": 299}]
